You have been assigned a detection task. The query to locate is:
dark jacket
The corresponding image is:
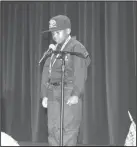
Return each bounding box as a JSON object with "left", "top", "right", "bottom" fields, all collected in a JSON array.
[{"left": 41, "top": 36, "right": 91, "bottom": 99}]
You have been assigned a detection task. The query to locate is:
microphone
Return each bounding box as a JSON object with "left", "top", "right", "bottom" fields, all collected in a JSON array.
[{"left": 39, "top": 44, "right": 56, "bottom": 64}]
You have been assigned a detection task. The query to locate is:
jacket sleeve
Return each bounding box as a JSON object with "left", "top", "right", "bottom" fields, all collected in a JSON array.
[
  {"left": 41, "top": 58, "right": 50, "bottom": 99},
  {"left": 71, "top": 44, "right": 90, "bottom": 98}
]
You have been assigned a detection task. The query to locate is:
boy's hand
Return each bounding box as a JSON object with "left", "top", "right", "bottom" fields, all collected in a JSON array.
[
  {"left": 42, "top": 97, "right": 48, "bottom": 108},
  {"left": 66, "top": 96, "right": 79, "bottom": 106}
]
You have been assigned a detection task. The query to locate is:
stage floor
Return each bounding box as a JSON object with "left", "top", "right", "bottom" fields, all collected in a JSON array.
[
  {"left": 19, "top": 141, "right": 49, "bottom": 146},
  {"left": 19, "top": 141, "right": 89, "bottom": 146}
]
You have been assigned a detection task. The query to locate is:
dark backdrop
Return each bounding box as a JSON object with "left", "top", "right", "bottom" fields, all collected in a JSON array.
[{"left": 1, "top": 1, "right": 136, "bottom": 145}]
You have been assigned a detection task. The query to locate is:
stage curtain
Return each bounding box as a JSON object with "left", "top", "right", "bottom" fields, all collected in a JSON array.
[{"left": 1, "top": 1, "right": 136, "bottom": 145}]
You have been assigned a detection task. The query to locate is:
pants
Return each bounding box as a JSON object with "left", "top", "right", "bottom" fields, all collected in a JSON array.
[{"left": 47, "top": 85, "right": 82, "bottom": 146}]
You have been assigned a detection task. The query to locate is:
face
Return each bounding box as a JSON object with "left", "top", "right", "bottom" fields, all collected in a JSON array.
[{"left": 51, "top": 29, "right": 69, "bottom": 44}]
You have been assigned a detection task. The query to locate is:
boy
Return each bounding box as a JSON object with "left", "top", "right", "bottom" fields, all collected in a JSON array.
[{"left": 41, "top": 15, "right": 90, "bottom": 146}]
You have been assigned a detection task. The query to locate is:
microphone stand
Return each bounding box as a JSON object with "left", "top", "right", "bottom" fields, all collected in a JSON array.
[
  {"left": 54, "top": 51, "right": 87, "bottom": 146},
  {"left": 60, "top": 55, "right": 65, "bottom": 146}
]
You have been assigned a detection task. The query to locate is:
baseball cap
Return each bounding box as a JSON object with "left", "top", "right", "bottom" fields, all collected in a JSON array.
[{"left": 43, "top": 15, "right": 71, "bottom": 33}]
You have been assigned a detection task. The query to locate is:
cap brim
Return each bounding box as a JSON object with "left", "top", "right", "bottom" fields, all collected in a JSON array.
[
  {"left": 41, "top": 28, "right": 59, "bottom": 34},
  {"left": 41, "top": 29, "right": 51, "bottom": 34},
  {"left": 41, "top": 26, "right": 71, "bottom": 34}
]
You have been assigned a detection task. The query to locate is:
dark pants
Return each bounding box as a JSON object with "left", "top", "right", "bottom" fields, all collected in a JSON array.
[{"left": 47, "top": 84, "right": 82, "bottom": 146}]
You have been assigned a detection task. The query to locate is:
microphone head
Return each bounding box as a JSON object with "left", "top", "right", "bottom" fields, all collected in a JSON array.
[{"left": 49, "top": 44, "right": 56, "bottom": 50}]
